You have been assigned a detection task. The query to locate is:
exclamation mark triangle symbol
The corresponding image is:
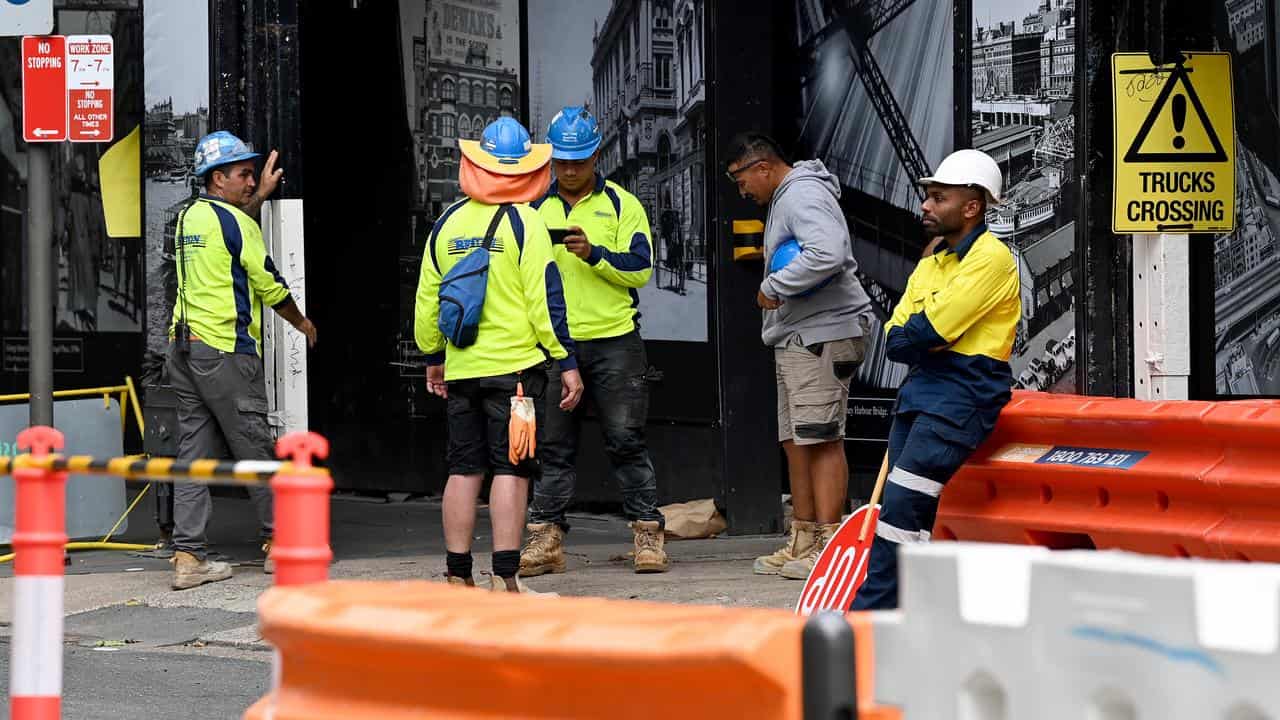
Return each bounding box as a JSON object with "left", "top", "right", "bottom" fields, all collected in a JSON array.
[{"left": 1124, "top": 63, "right": 1228, "bottom": 163}]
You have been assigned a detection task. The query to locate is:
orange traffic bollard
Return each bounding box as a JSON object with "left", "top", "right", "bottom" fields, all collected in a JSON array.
[
  {"left": 270, "top": 432, "right": 333, "bottom": 587},
  {"left": 9, "top": 426, "right": 67, "bottom": 720}
]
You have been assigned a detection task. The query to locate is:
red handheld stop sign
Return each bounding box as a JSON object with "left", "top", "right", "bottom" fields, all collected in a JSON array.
[{"left": 795, "top": 503, "right": 879, "bottom": 616}]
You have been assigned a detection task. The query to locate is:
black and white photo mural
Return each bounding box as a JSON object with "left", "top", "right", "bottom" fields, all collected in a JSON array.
[
  {"left": 1212, "top": 0, "right": 1280, "bottom": 396},
  {"left": 790, "top": 0, "right": 954, "bottom": 393},
  {"left": 0, "top": 2, "right": 145, "bottom": 388},
  {"left": 971, "top": 0, "right": 1078, "bottom": 393},
  {"left": 143, "top": 0, "right": 209, "bottom": 360},
  {"left": 394, "top": 0, "right": 524, "bottom": 418},
  {"left": 528, "top": 0, "right": 709, "bottom": 343}
]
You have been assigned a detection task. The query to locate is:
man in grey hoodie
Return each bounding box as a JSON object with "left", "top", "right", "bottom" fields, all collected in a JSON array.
[{"left": 725, "top": 133, "right": 876, "bottom": 580}]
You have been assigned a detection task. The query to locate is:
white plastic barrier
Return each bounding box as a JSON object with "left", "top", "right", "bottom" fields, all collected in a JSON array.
[{"left": 871, "top": 542, "right": 1280, "bottom": 719}]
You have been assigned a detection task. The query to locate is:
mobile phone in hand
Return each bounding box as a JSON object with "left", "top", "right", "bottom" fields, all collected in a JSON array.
[{"left": 548, "top": 227, "right": 572, "bottom": 245}]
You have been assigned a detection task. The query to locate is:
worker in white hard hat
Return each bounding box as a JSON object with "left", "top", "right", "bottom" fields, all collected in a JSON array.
[{"left": 851, "top": 149, "right": 1022, "bottom": 611}]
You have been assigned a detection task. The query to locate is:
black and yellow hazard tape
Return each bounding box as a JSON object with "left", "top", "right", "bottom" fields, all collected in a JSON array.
[{"left": 0, "top": 455, "right": 313, "bottom": 487}]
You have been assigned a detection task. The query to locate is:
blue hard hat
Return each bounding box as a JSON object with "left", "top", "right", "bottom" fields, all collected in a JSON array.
[
  {"left": 193, "top": 131, "right": 260, "bottom": 177},
  {"left": 460, "top": 117, "right": 552, "bottom": 175},
  {"left": 768, "top": 237, "right": 834, "bottom": 298},
  {"left": 546, "top": 106, "right": 602, "bottom": 161}
]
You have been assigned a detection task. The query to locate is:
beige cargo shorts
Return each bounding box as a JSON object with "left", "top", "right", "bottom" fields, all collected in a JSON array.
[{"left": 775, "top": 333, "right": 868, "bottom": 445}]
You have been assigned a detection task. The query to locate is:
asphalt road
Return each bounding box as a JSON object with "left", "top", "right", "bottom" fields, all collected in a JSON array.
[{"left": 0, "top": 643, "right": 270, "bottom": 719}]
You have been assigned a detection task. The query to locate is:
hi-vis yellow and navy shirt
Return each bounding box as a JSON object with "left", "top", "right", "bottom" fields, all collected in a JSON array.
[
  {"left": 885, "top": 224, "right": 1021, "bottom": 446},
  {"left": 414, "top": 199, "right": 576, "bottom": 381},
  {"left": 532, "top": 174, "right": 653, "bottom": 340},
  {"left": 170, "top": 195, "right": 292, "bottom": 356}
]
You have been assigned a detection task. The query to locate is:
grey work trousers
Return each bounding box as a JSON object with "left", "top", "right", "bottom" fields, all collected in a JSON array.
[{"left": 167, "top": 341, "right": 274, "bottom": 560}]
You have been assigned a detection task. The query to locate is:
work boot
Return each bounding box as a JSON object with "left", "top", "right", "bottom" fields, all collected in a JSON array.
[
  {"left": 262, "top": 540, "right": 274, "bottom": 575},
  {"left": 446, "top": 575, "right": 477, "bottom": 587},
  {"left": 753, "top": 520, "right": 818, "bottom": 575},
  {"left": 489, "top": 575, "right": 558, "bottom": 597},
  {"left": 631, "top": 520, "right": 669, "bottom": 573},
  {"left": 519, "top": 522, "right": 567, "bottom": 577},
  {"left": 171, "top": 551, "right": 233, "bottom": 590},
  {"left": 780, "top": 522, "right": 841, "bottom": 580}
]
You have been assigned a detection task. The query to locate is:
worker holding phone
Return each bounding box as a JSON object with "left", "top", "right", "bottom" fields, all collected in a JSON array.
[{"left": 520, "top": 106, "right": 669, "bottom": 577}]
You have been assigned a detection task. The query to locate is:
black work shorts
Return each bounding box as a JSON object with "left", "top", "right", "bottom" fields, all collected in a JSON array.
[{"left": 445, "top": 363, "right": 549, "bottom": 479}]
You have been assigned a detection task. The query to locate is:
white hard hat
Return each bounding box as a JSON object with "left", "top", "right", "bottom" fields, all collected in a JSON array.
[{"left": 918, "top": 149, "right": 1004, "bottom": 204}]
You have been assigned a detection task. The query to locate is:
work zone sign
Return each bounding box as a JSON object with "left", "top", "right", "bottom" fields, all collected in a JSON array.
[
  {"left": 1112, "top": 52, "right": 1235, "bottom": 234},
  {"left": 21, "top": 34, "right": 113, "bottom": 143}
]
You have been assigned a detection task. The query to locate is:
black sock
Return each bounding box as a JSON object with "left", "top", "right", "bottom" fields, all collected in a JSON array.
[
  {"left": 446, "top": 551, "right": 473, "bottom": 580},
  {"left": 492, "top": 549, "right": 520, "bottom": 579}
]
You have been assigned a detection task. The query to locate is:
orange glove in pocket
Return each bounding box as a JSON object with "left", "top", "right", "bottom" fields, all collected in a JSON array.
[{"left": 508, "top": 382, "right": 538, "bottom": 466}]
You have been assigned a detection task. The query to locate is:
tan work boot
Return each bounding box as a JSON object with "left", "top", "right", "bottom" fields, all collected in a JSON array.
[
  {"left": 262, "top": 540, "right": 274, "bottom": 575},
  {"left": 780, "top": 522, "right": 841, "bottom": 580},
  {"left": 171, "top": 551, "right": 233, "bottom": 590},
  {"left": 519, "top": 522, "right": 567, "bottom": 577},
  {"left": 753, "top": 520, "right": 818, "bottom": 575},
  {"left": 631, "top": 520, "right": 669, "bottom": 573},
  {"left": 489, "top": 575, "right": 558, "bottom": 597},
  {"left": 446, "top": 575, "right": 477, "bottom": 587}
]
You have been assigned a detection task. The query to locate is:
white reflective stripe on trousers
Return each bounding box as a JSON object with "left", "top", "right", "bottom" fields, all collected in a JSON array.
[
  {"left": 11, "top": 575, "right": 64, "bottom": 696},
  {"left": 876, "top": 519, "right": 928, "bottom": 545},
  {"left": 888, "top": 466, "right": 945, "bottom": 498}
]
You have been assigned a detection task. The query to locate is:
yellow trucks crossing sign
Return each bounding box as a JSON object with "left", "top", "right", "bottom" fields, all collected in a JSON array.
[{"left": 1112, "top": 52, "right": 1235, "bottom": 233}]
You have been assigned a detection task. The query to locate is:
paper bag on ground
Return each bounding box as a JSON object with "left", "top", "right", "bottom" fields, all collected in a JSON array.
[{"left": 659, "top": 498, "right": 728, "bottom": 540}]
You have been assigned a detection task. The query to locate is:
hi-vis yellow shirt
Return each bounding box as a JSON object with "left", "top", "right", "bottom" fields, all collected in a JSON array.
[
  {"left": 885, "top": 225, "right": 1021, "bottom": 445},
  {"left": 414, "top": 199, "right": 576, "bottom": 381},
  {"left": 170, "top": 195, "right": 292, "bottom": 356},
  {"left": 533, "top": 174, "right": 653, "bottom": 340}
]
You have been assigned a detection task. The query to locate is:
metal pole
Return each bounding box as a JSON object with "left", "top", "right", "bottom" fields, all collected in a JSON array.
[
  {"left": 802, "top": 610, "right": 859, "bottom": 720},
  {"left": 26, "top": 145, "right": 54, "bottom": 428}
]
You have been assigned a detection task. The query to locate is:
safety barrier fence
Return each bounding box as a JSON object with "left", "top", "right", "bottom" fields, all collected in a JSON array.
[
  {"left": 12, "top": 389, "right": 1280, "bottom": 718},
  {"left": 855, "top": 542, "right": 1280, "bottom": 719},
  {"left": 244, "top": 545, "right": 1280, "bottom": 719},
  {"left": 934, "top": 391, "right": 1280, "bottom": 561},
  {"left": 242, "top": 578, "right": 900, "bottom": 720},
  {"left": 4, "top": 426, "right": 332, "bottom": 720}
]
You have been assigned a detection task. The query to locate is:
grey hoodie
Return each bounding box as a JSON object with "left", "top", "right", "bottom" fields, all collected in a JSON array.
[{"left": 759, "top": 159, "right": 874, "bottom": 348}]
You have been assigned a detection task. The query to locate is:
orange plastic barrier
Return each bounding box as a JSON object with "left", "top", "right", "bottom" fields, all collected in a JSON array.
[
  {"left": 934, "top": 391, "right": 1280, "bottom": 561},
  {"left": 243, "top": 581, "right": 900, "bottom": 720}
]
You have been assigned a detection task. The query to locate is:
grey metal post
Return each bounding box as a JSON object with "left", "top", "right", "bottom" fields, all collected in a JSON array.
[
  {"left": 27, "top": 145, "right": 54, "bottom": 427},
  {"left": 802, "top": 610, "right": 859, "bottom": 720}
]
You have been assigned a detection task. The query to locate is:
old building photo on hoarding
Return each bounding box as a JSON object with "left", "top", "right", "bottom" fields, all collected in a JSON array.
[
  {"left": 791, "top": 0, "right": 954, "bottom": 392},
  {"left": 143, "top": 0, "right": 209, "bottom": 359},
  {"left": 972, "top": 0, "right": 1078, "bottom": 394},
  {"left": 1213, "top": 0, "right": 1280, "bottom": 396},
  {"left": 396, "top": 0, "right": 523, "bottom": 418},
  {"left": 529, "top": 0, "right": 709, "bottom": 343}
]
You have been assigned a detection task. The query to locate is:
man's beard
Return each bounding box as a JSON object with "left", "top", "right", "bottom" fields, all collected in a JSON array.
[{"left": 923, "top": 217, "right": 954, "bottom": 237}]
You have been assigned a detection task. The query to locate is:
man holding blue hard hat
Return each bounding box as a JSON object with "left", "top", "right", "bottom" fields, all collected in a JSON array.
[{"left": 725, "top": 132, "right": 876, "bottom": 581}]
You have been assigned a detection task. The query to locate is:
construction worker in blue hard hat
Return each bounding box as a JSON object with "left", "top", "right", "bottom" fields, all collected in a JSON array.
[
  {"left": 851, "top": 149, "right": 1020, "bottom": 611},
  {"left": 519, "top": 105, "right": 670, "bottom": 577},
  {"left": 415, "top": 116, "right": 583, "bottom": 594},
  {"left": 166, "top": 130, "right": 318, "bottom": 590}
]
